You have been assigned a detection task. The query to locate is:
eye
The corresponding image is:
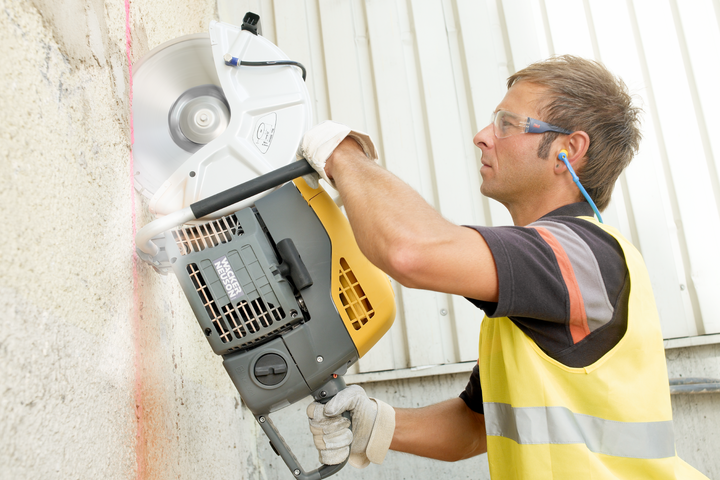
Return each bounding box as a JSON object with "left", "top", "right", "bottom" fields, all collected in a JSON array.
[{"left": 496, "top": 112, "right": 510, "bottom": 127}]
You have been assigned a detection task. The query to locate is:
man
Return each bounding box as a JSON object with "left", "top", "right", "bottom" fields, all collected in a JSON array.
[{"left": 301, "top": 56, "right": 707, "bottom": 478}]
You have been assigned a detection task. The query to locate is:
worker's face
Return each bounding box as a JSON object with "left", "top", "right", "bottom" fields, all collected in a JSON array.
[{"left": 473, "top": 82, "right": 552, "bottom": 206}]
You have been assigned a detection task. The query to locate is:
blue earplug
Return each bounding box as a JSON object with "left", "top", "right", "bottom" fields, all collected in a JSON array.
[{"left": 558, "top": 150, "right": 603, "bottom": 223}]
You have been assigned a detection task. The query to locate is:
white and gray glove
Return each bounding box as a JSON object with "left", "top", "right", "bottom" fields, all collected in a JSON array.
[
  {"left": 296, "top": 121, "right": 379, "bottom": 189},
  {"left": 306, "top": 385, "right": 395, "bottom": 469}
]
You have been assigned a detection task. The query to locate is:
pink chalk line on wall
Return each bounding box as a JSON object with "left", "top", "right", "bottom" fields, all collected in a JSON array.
[{"left": 125, "top": 1, "right": 146, "bottom": 479}]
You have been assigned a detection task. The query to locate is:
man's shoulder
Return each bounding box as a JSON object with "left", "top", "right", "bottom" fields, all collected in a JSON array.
[
  {"left": 529, "top": 212, "right": 626, "bottom": 265},
  {"left": 470, "top": 203, "right": 622, "bottom": 261}
]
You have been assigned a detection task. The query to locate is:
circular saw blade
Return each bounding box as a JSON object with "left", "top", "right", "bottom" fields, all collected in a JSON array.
[{"left": 132, "top": 33, "right": 219, "bottom": 199}]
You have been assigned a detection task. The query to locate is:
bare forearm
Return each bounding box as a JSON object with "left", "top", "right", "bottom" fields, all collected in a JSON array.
[
  {"left": 390, "top": 398, "right": 487, "bottom": 462},
  {"left": 324, "top": 138, "right": 499, "bottom": 301},
  {"left": 327, "top": 139, "right": 449, "bottom": 271}
]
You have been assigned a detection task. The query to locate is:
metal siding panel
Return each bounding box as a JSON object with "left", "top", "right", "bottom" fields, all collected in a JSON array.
[
  {"left": 273, "top": 0, "right": 330, "bottom": 124},
  {"left": 544, "top": 0, "right": 633, "bottom": 237},
  {"left": 530, "top": 0, "right": 553, "bottom": 58},
  {"left": 272, "top": 2, "right": 309, "bottom": 64},
  {"left": 456, "top": 0, "right": 508, "bottom": 118},
  {"left": 350, "top": 0, "right": 383, "bottom": 143},
  {"left": 492, "top": 0, "right": 544, "bottom": 227},
  {"left": 544, "top": 0, "right": 595, "bottom": 57},
  {"left": 601, "top": 180, "right": 635, "bottom": 245},
  {"left": 442, "top": 0, "right": 487, "bottom": 228},
  {"left": 487, "top": 0, "right": 515, "bottom": 85},
  {"left": 351, "top": 0, "right": 416, "bottom": 373},
  {"left": 358, "top": 0, "right": 447, "bottom": 369},
  {"left": 400, "top": 289, "right": 448, "bottom": 367},
  {"left": 217, "top": 0, "right": 719, "bottom": 379},
  {"left": 305, "top": 0, "right": 332, "bottom": 124},
  {"left": 478, "top": 0, "right": 516, "bottom": 226},
  {"left": 586, "top": 0, "right": 698, "bottom": 338},
  {"left": 396, "top": 0, "right": 475, "bottom": 366},
  {"left": 633, "top": 0, "right": 720, "bottom": 334},
  {"left": 317, "top": 0, "right": 367, "bottom": 127},
  {"left": 387, "top": 283, "right": 413, "bottom": 370},
  {"left": 500, "top": 0, "right": 546, "bottom": 71},
  {"left": 455, "top": 0, "right": 509, "bottom": 231},
  {"left": 409, "top": 0, "right": 474, "bottom": 224},
  {"left": 673, "top": 0, "right": 720, "bottom": 332},
  {"left": 450, "top": 296, "right": 483, "bottom": 362},
  {"left": 363, "top": 0, "right": 435, "bottom": 199},
  {"left": 447, "top": 0, "right": 500, "bottom": 360},
  {"left": 350, "top": 3, "right": 406, "bottom": 372},
  {"left": 409, "top": 0, "right": 485, "bottom": 366},
  {"left": 674, "top": 0, "right": 720, "bottom": 236},
  {"left": 258, "top": 0, "right": 277, "bottom": 44}
]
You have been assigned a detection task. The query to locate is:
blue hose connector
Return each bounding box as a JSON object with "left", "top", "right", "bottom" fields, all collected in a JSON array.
[{"left": 223, "top": 54, "right": 239, "bottom": 66}]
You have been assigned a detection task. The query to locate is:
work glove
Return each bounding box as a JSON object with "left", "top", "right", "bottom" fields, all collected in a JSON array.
[
  {"left": 306, "top": 384, "right": 395, "bottom": 468},
  {"left": 296, "top": 121, "right": 379, "bottom": 189}
]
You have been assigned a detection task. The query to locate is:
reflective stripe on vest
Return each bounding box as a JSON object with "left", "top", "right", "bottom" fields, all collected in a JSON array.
[{"left": 484, "top": 402, "right": 676, "bottom": 459}]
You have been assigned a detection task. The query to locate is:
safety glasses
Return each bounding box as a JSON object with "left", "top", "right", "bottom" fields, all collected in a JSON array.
[{"left": 491, "top": 110, "right": 573, "bottom": 138}]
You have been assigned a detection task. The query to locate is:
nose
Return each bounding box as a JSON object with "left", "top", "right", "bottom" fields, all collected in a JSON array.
[{"left": 474, "top": 123, "right": 494, "bottom": 151}]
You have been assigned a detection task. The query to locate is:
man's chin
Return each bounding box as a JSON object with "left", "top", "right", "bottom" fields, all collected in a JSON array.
[
  {"left": 480, "top": 185, "right": 508, "bottom": 205},
  {"left": 480, "top": 183, "right": 494, "bottom": 199}
]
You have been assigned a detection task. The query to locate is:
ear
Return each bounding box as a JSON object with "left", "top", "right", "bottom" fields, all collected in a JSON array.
[{"left": 554, "top": 131, "right": 590, "bottom": 174}]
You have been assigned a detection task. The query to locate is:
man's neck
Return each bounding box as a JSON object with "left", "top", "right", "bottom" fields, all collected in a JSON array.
[{"left": 506, "top": 194, "right": 584, "bottom": 226}]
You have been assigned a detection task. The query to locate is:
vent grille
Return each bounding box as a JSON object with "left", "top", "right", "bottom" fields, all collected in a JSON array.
[
  {"left": 187, "top": 263, "right": 287, "bottom": 345},
  {"left": 173, "top": 214, "right": 242, "bottom": 256},
  {"left": 222, "top": 298, "right": 285, "bottom": 339},
  {"left": 187, "top": 263, "right": 233, "bottom": 343},
  {"left": 338, "top": 258, "right": 375, "bottom": 330}
]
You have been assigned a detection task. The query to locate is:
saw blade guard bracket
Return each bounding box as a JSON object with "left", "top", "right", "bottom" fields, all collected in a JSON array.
[{"left": 132, "top": 18, "right": 313, "bottom": 221}]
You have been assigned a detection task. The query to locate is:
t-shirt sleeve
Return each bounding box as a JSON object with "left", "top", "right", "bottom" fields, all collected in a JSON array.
[
  {"left": 463, "top": 219, "right": 629, "bottom": 365},
  {"left": 459, "top": 363, "right": 483, "bottom": 414},
  {"left": 465, "top": 224, "right": 570, "bottom": 323}
]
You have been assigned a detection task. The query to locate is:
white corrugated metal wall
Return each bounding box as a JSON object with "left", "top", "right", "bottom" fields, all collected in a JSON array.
[{"left": 219, "top": 0, "right": 720, "bottom": 376}]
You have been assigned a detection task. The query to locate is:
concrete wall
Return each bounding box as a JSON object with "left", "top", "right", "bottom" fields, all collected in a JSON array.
[
  {"left": 666, "top": 344, "right": 720, "bottom": 477},
  {"left": 1, "top": 0, "right": 718, "bottom": 479},
  {"left": 0, "top": 0, "right": 259, "bottom": 478}
]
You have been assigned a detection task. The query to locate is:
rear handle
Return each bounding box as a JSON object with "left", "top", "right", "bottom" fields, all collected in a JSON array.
[{"left": 256, "top": 376, "right": 351, "bottom": 480}]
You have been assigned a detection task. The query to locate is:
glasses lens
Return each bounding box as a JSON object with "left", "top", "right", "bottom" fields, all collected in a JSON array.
[
  {"left": 493, "top": 111, "right": 524, "bottom": 138},
  {"left": 490, "top": 112, "right": 499, "bottom": 137}
]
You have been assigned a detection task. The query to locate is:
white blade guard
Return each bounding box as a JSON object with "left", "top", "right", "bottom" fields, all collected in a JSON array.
[{"left": 132, "top": 20, "right": 313, "bottom": 219}]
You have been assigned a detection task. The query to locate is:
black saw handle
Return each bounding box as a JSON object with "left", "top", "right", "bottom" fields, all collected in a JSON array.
[
  {"left": 134, "top": 159, "right": 317, "bottom": 263},
  {"left": 256, "top": 376, "right": 351, "bottom": 480},
  {"left": 191, "top": 159, "right": 316, "bottom": 219}
]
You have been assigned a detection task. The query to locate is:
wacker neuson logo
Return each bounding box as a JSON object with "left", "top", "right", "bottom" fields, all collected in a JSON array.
[{"left": 213, "top": 256, "right": 243, "bottom": 300}]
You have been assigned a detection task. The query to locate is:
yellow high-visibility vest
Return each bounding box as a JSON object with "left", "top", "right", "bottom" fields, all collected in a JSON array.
[{"left": 479, "top": 218, "right": 707, "bottom": 479}]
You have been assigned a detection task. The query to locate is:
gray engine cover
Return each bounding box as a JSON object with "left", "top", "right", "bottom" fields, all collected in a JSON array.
[{"left": 168, "top": 183, "right": 358, "bottom": 414}]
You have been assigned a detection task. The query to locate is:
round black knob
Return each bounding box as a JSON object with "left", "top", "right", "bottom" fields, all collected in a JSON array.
[{"left": 254, "top": 353, "right": 288, "bottom": 386}]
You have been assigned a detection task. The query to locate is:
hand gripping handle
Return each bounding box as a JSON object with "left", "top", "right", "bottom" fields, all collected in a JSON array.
[{"left": 256, "top": 376, "right": 351, "bottom": 480}]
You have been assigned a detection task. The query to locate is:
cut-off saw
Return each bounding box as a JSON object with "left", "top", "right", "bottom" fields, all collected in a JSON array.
[{"left": 133, "top": 13, "right": 396, "bottom": 480}]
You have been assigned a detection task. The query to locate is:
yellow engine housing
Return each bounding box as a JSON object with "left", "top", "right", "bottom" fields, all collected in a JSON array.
[{"left": 294, "top": 177, "right": 396, "bottom": 358}]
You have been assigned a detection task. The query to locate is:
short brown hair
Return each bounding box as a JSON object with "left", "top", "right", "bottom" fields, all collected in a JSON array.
[{"left": 507, "top": 55, "right": 642, "bottom": 211}]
